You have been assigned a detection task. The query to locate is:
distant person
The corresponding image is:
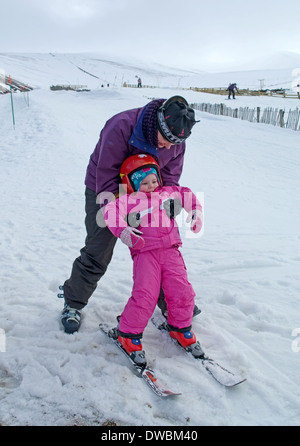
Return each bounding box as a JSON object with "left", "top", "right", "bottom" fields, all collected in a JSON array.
[
  {"left": 59, "top": 96, "right": 199, "bottom": 334},
  {"left": 227, "top": 83, "right": 239, "bottom": 99},
  {"left": 137, "top": 77, "right": 142, "bottom": 88},
  {"left": 104, "top": 154, "right": 203, "bottom": 364}
]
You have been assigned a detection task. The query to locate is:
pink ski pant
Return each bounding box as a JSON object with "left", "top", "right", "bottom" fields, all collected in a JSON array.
[{"left": 119, "top": 246, "right": 196, "bottom": 335}]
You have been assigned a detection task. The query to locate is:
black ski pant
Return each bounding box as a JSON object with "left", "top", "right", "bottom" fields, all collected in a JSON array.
[{"left": 63, "top": 188, "right": 117, "bottom": 310}]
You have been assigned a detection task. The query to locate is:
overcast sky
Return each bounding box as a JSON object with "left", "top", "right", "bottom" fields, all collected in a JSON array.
[{"left": 1, "top": 0, "right": 300, "bottom": 71}]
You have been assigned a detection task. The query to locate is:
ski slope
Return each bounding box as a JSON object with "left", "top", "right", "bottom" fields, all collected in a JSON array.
[{"left": 0, "top": 54, "right": 300, "bottom": 426}]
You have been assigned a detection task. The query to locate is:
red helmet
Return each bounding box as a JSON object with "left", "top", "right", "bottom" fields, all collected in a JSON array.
[{"left": 120, "top": 154, "right": 162, "bottom": 194}]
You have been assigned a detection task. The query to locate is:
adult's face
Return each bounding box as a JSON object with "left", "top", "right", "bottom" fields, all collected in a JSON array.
[{"left": 157, "top": 131, "right": 173, "bottom": 149}]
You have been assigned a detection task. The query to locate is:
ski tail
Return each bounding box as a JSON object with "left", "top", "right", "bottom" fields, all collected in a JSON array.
[{"left": 151, "top": 316, "right": 246, "bottom": 387}]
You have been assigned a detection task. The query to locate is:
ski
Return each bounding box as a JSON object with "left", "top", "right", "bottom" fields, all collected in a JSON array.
[
  {"left": 99, "top": 323, "right": 181, "bottom": 398},
  {"left": 151, "top": 317, "right": 246, "bottom": 387}
]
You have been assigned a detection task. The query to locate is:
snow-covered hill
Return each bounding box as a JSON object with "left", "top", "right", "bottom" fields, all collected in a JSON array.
[
  {"left": 1, "top": 51, "right": 299, "bottom": 91},
  {"left": 0, "top": 53, "right": 300, "bottom": 426}
]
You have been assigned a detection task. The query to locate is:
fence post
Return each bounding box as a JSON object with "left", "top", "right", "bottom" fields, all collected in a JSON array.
[
  {"left": 279, "top": 109, "right": 284, "bottom": 127},
  {"left": 256, "top": 107, "right": 260, "bottom": 123},
  {"left": 9, "top": 75, "right": 16, "bottom": 129}
]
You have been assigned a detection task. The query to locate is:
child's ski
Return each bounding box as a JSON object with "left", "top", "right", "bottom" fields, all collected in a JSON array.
[
  {"left": 99, "top": 323, "right": 181, "bottom": 398},
  {"left": 151, "top": 317, "right": 246, "bottom": 387}
]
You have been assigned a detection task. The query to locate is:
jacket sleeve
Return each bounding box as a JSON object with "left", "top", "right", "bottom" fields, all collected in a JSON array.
[
  {"left": 94, "top": 114, "right": 135, "bottom": 195},
  {"left": 103, "top": 196, "right": 129, "bottom": 238},
  {"left": 177, "top": 186, "right": 202, "bottom": 214}
]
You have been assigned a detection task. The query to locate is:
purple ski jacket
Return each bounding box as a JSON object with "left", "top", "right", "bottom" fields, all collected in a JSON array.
[{"left": 85, "top": 100, "right": 186, "bottom": 195}]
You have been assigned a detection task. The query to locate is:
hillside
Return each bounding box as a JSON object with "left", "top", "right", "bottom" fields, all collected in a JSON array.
[{"left": 1, "top": 51, "right": 299, "bottom": 91}]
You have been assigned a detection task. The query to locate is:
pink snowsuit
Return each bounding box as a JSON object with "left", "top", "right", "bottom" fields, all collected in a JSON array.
[{"left": 104, "top": 185, "right": 202, "bottom": 336}]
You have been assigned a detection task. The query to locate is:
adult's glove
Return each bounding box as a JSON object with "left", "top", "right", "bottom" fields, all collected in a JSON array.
[
  {"left": 186, "top": 209, "right": 203, "bottom": 234},
  {"left": 120, "top": 227, "right": 145, "bottom": 249},
  {"left": 163, "top": 198, "right": 183, "bottom": 219}
]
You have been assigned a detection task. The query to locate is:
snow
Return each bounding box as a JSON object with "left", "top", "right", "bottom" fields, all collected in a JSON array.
[{"left": 0, "top": 53, "right": 300, "bottom": 427}]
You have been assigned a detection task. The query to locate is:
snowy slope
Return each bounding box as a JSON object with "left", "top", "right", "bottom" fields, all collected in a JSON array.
[
  {"left": 1, "top": 51, "right": 298, "bottom": 92},
  {"left": 0, "top": 54, "right": 300, "bottom": 426}
]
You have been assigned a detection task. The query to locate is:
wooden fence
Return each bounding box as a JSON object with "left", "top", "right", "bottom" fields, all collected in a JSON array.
[
  {"left": 50, "top": 84, "right": 89, "bottom": 92},
  {"left": 0, "top": 75, "right": 33, "bottom": 94},
  {"left": 123, "top": 82, "right": 156, "bottom": 89},
  {"left": 190, "top": 87, "right": 300, "bottom": 99},
  {"left": 191, "top": 102, "right": 300, "bottom": 131}
]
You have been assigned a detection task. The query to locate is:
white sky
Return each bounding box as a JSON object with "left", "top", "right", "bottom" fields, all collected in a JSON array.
[{"left": 1, "top": 0, "right": 300, "bottom": 71}]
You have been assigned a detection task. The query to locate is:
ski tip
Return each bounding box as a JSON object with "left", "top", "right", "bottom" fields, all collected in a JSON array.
[
  {"left": 230, "top": 377, "right": 247, "bottom": 387},
  {"left": 142, "top": 369, "right": 182, "bottom": 397},
  {"left": 218, "top": 375, "right": 247, "bottom": 388},
  {"left": 161, "top": 391, "right": 182, "bottom": 397}
]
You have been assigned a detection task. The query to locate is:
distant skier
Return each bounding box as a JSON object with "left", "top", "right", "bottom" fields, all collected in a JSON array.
[
  {"left": 227, "top": 83, "right": 239, "bottom": 99},
  {"left": 104, "top": 154, "right": 203, "bottom": 364},
  {"left": 137, "top": 77, "right": 142, "bottom": 88}
]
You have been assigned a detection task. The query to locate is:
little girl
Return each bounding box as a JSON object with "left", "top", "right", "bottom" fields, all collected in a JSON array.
[{"left": 104, "top": 154, "right": 203, "bottom": 365}]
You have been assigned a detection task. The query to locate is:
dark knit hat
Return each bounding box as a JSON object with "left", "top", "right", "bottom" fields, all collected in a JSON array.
[
  {"left": 142, "top": 99, "right": 165, "bottom": 148},
  {"left": 157, "top": 96, "right": 198, "bottom": 145}
]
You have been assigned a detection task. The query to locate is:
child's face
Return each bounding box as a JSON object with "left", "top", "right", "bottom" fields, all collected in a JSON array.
[{"left": 139, "top": 173, "right": 159, "bottom": 193}]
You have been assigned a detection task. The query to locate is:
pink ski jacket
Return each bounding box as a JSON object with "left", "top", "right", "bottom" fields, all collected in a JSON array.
[{"left": 104, "top": 185, "right": 202, "bottom": 255}]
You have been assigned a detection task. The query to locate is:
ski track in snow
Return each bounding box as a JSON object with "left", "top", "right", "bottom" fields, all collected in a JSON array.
[{"left": 0, "top": 54, "right": 300, "bottom": 426}]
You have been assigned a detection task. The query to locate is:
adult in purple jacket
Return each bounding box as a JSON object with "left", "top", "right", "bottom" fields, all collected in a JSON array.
[{"left": 60, "top": 95, "right": 199, "bottom": 334}]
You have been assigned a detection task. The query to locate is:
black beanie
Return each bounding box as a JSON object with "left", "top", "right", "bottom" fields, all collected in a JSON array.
[{"left": 157, "top": 96, "right": 198, "bottom": 145}]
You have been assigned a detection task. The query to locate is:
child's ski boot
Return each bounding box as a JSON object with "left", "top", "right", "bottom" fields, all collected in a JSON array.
[
  {"left": 169, "top": 329, "right": 205, "bottom": 358},
  {"left": 117, "top": 335, "right": 147, "bottom": 367}
]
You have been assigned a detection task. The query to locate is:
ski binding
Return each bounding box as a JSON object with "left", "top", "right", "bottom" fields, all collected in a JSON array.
[
  {"left": 151, "top": 317, "right": 246, "bottom": 387},
  {"left": 99, "top": 323, "right": 181, "bottom": 398}
]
